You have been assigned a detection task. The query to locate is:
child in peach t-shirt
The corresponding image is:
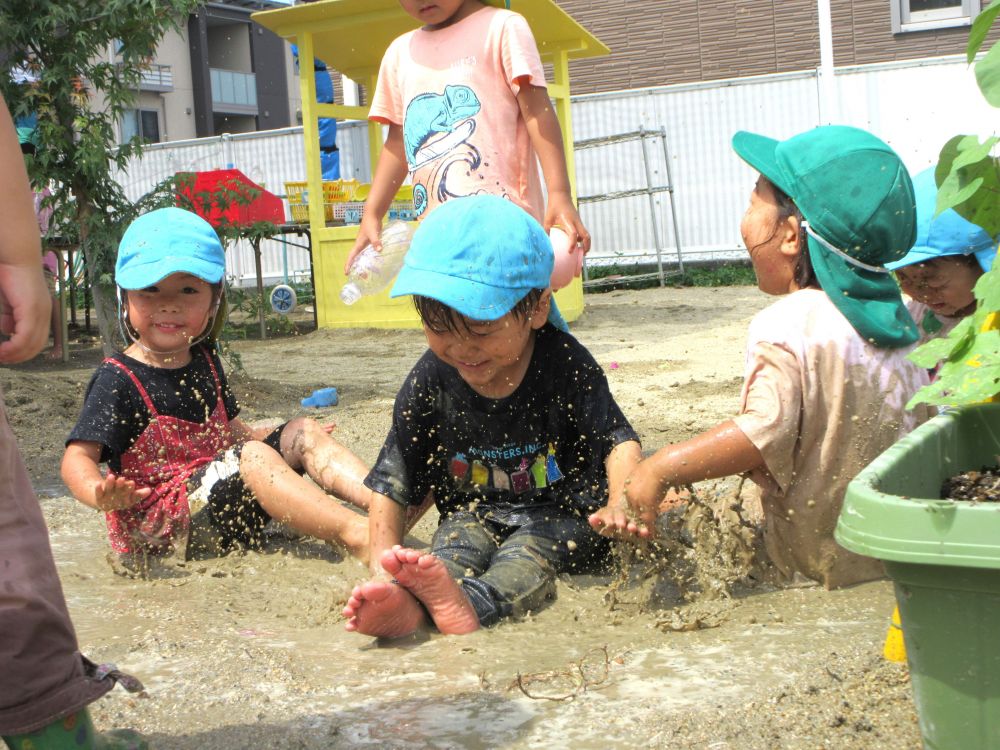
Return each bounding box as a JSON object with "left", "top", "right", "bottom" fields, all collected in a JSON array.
[{"left": 346, "top": 0, "right": 590, "bottom": 270}]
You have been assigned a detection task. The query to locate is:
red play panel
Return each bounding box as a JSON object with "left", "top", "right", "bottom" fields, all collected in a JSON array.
[{"left": 176, "top": 169, "right": 284, "bottom": 228}]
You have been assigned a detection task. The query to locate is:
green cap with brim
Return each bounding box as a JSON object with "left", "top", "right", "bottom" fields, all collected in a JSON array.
[{"left": 732, "top": 126, "right": 919, "bottom": 348}]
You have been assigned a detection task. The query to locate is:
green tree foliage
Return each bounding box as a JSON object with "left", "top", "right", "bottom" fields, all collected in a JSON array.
[
  {"left": 908, "top": 5, "right": 1000, "bottom": 408},
  {"left": 0, "top": 0, "right": 202, "bottom": 351}
]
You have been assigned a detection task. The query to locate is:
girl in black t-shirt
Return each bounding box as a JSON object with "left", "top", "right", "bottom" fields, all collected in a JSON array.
[{"left": 62, "top": 208, "right": 373, "bottom": 567}]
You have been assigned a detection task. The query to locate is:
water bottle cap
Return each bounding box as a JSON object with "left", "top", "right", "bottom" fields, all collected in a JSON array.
[{"left": 340, "top": 282, "right": 362, "bottom": 305}]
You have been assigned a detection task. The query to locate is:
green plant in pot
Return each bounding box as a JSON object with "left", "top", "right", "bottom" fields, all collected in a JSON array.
[{"left": 835, "top": 7, "right": 1000, "bottom": 750}]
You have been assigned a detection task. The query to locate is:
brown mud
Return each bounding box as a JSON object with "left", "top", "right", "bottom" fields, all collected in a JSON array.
[{"left": 1, "top": 285, "right": 922, "bottom": 749}]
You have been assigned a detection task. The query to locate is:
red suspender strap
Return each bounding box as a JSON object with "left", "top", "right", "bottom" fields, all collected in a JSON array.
[{"left": 104, "top": 357, "right": 158, "bottom": 417}]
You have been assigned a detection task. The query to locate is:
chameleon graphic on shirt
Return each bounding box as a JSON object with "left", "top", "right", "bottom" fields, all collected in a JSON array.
[{"left": 403, "top": 84, "right": 481, "bottom": 169}]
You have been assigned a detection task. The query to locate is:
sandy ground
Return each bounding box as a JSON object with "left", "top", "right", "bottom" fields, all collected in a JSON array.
[{"left": 1, "top": 285, "right": 923, "bottom": 749}]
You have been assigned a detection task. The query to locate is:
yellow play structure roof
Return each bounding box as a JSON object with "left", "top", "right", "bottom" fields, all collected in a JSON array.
[{"left": 252, "top": 0, "right": 610, "bottom": 81}]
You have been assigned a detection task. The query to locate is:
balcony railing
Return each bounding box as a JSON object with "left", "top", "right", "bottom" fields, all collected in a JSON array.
[
  {"left": 139, "top": 64, "right": 173, "bottom": 92},
  {"left": 115, "top": 62, "right": 173, "bottom": 92},
  {"left": 210, "top": 68, "right": 257, "bottom": 114}
]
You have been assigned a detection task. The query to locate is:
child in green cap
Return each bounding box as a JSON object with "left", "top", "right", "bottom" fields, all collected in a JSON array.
[{"left": 603, "top": 125, "right": 936, "bottom": 589}]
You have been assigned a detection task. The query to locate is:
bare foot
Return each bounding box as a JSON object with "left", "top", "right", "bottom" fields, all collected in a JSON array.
[
  {"left": 382, "top": 547, "right": 480, "bottom": 635},
  {"left": 342, "top": 579, "right": 426, "bottom": 638}
]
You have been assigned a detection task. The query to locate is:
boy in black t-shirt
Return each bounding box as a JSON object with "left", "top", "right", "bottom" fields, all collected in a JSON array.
[{"left": 343, "top": 195, "right": 642, "bottom": 637}]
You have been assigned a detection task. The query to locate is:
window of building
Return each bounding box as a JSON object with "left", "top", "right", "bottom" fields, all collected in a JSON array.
[
  {"left": 121, "top": 109, "right": 161, "bottom": 144},
  {"left": 892, "top": 0, "right": 982, "bottom": 33}
]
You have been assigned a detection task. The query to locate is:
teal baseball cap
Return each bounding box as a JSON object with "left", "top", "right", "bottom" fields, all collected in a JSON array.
[
  {"left": 390, "top": 194, "right": 568, "bottom": 331},
  {"left": 732, "top": 125, "right": 918, "bottom": 348},
  {"left": 116, "top": 207, "right": 226, "bottom": 290},
  {"left": 885, "top": 167, "right": 997, "bottom": 273}
]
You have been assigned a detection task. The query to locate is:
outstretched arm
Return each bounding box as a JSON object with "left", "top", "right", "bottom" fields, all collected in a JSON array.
[
  {"left": 589, "top": 439, "right": 643, "bottom": 537},
  {"left": 345, "top": 123, "right": 408, "bottom": 273},
  {"left": 62, "top": 440, "right": 151, "bottom": 511},
  {"left": 624, "top": 420, "right": 765, "bottom": 536},
  {"left": 0, "top": 96, "right": 50, "bottom": 364},
  {"left": 516, "top": 84, "right": 591, "bottom": 253}
]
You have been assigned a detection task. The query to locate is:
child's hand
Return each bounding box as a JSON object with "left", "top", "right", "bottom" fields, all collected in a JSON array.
[
  {"left": 93, "top": 472, "right": 152, "bottom": 511},
  {"left": 544, "top": 192, "right": 592, "bottom": 255},
  {"left": 588, "top": 500, "right": 646, "bottom": 539},
  {"left": 344, "top": 215, "right": 384, "bottom": 275},
  {"left": 622, "top": 461, "right": 669, "bottom": 535}
]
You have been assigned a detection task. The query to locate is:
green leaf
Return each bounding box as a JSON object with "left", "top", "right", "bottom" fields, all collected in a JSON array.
[
  {"left": 975, "top": 40, "right": 1000, "bottom": 107},
  {"left": 968, "top": 1, "right": 1000, "bottom": 61},
  {"left": 908, "top": 316, "right": 975, "bottom": 367},
  {"left": 975, "top": 263, "right": 1000, "bottom": 312},
  {"left": 935, "top": 136, "right": 1000, "bottom": 235}
]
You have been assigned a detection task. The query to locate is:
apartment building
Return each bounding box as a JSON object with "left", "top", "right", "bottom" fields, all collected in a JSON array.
[
  {"left": 120, "top": 0, "right": 300, "bottom": 144},
  {"left": 556, "top": 0, "right": 991, "bottom": 93}
]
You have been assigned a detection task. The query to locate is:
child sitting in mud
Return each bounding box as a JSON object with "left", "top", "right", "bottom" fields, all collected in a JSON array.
[
  {"left": 606, "top": 126, "right": 936, "bottom": 589},
  {"left": 61, "top": 207, "right": 374, "bottom": 570},
  {"left": 888, "top": 166, "right": 996, "bottom": 347},
  {"left": 342, "top": 195, "right": 641, "bottom": 637}
]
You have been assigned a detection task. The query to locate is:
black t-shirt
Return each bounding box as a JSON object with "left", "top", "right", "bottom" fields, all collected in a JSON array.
[
  {"left": 67, "top": 347, "right": 239, "bottom": 472},
  {"left": 365, "top": 325, "right": 640, "bottom": 519}
]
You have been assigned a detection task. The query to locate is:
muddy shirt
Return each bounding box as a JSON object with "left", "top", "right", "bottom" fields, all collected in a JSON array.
[
  {"left": 366, "top": 325, "right": 639, "bottom": 520},
  {"left": 369, "top": 5, "right": 546, "bottom": 220},
  {"left": 732, "top": 289, "right": 934, "bottom": 589},
  {"left": 67, "top": 347, "right": 239, "bottom": 473}
]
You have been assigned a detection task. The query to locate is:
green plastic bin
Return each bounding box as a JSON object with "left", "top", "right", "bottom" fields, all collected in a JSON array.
[{"left": 836, "top": 403, "right": 1000, "bottom": 750}]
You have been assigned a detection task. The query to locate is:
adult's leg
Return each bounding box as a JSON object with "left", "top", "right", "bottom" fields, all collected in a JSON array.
[
  {"left": 238, "top": 440, "right": 367, "bottom": 562},
  {"left": 277, "top": 418, "right": 371, "bottom": 510},
  {"left": 0, "top": 394, "right": 112, "bottom": 735}
]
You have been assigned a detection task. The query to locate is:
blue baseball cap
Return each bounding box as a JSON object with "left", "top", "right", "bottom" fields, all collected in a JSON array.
[
  {"left": 116, "top": 207, "right": 226, "bottom": 290},
  {"left": 390, "top": 195, "right": 568, "bottom": 331},
  {"left": 886, "top": 167, "right": 997, "bottom": 274}
]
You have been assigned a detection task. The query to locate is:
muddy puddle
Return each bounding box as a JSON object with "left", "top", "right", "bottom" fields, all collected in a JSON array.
[{"left": 44, "top": 496, "right": 917, "bottom": 749}]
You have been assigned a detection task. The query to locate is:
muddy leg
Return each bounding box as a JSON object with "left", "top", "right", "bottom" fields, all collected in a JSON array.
[
  {"left": 279, "top": 418, "right": 371, "bottom": 510},
  {"left": 240, "top": 441, "right": 368, "bottom": 563}
]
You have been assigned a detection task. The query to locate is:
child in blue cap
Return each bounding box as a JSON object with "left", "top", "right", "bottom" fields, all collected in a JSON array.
[
  {"left": 61, "top": 207, "right": 375, "bottom": 568},
  {"left": 889, "top": 167, "right": 997, "bottom": 344},
  {"left": 614, "top": 126, "right": 936, "bottom": 590},
  {"left": 342, "top": 194, "right": 641, "bottom": 637}
]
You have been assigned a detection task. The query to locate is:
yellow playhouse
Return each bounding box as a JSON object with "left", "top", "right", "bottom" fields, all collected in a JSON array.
[{"left": 252, "top": 0, "right": 609, "bottom": 329}]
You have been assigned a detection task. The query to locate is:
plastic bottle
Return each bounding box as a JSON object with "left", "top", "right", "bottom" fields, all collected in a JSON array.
[{"left": 339, "top": 221, "right": 413, "bottom": 305}]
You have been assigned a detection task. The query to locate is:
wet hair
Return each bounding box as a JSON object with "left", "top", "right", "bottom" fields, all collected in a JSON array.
[
  {"left": 413, "top": 289, "right": 545, "bottom": 335},
  {"left": 760, "top": 176, "right": 818, "bottom": 289}
]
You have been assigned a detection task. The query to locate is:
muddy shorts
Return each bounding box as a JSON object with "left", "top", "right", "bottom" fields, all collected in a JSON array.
[
  {"left": 432, "top": 505, "right": 612, "bottom": 627},
  {"left": 186, "top": 424, "right": 287, "bottom": 551}
]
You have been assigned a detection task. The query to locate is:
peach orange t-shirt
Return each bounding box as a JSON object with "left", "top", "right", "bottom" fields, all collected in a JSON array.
[
  {"left": 732, "top": 289, "right": 933, "bottom": 589},
  {"left": 369, "top": 6, "right": 546, "bottom": 221}
]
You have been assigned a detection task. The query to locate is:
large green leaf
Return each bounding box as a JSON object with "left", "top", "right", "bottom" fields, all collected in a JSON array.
[
  {"left": 908, "top": 317, "right": 974, "bottom": 367},
  {"left": 975, "top": 39, "right": 1000, "bottom": 106},
  {"left": 974, "top": 261, "right": 1000, "bottom": 311},
  {"left": 968, "top": 1, "right": 1000, "bottom": 61},
  {"left": 936, "top": 136, "right": 1000, "bottom": 235},
  {"left": 908, "top": 330, "right": 1000, "bottom": 407}
]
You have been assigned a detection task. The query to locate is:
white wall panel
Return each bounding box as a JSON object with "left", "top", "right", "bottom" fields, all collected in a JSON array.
[{"left": 111, "top": 55, "right": 992, "bottom": 282}]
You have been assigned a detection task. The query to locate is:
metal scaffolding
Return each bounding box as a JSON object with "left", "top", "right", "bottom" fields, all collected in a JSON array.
[{"left": 575, "top": 126, "right": 684, "bottom": 288}]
